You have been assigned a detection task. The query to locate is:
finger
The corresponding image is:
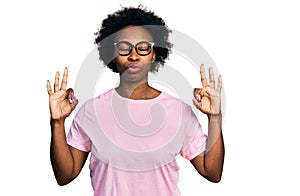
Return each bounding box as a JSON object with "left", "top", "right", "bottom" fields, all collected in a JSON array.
[
  {"left": 194, "top": 88, "right": 201, "bottom": 101},
  {"left": 209, "top": 67, "right": 215, "bottom": 88},
  {"left": 71, "top": 98, "right": 79, "bottom": 110},
  {"left": 66, "top": 88, "right": 78, "bottom": 110},
  {"left": 54, "top": 71, "right": 60, "bottom": 92},
  {"left": 61, "top": 67, "right": 68, "bottom": 90},
  {"left": 194, "top": 88, "right": 206, "bottom": 102},
  {"left": 66, "top": 88, "right": 74, "bottom": 99},
  {"left": 200, "top": 64, "right": 208, "bottom": 87},
  {"left": 199, "top": 88, "right": 208, "bottom": 97},
  {"left": 193, "top": 98, "right": 206, "bottom": 113},
  {"left": 217, "top": 75, "right": 222, "bottom": 92},
  {"left": 193, "top": 98, "right": 201, "bottom": 109},
  {"left": 46, "top": 80, "right": 53, "bottom": 95}
]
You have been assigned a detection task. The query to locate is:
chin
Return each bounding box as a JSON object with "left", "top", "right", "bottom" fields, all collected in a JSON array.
[{"left": 120, "top": 71, "right": 147, "bottom": 83}]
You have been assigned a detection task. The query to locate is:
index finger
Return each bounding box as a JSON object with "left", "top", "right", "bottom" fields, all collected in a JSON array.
[
  {"left": 60, "top": 67, "right": 68, "bottom": 90},
  {"left": 200, "top": 64, "right": 208, "bottom": 87}
]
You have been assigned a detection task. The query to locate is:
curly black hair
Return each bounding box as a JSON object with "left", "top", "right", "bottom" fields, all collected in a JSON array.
[{"left": 94, "top": 5, "right": 172, "bottom": 73}]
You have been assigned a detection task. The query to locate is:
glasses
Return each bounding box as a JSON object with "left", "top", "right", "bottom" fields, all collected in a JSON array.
[{"left": 113, "top": 41, "right": 155, "bottom": 56}]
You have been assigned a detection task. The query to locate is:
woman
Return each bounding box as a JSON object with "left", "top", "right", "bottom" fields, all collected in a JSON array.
[{"left": 47, "top": 6, "right": 224, "bottom": 196}]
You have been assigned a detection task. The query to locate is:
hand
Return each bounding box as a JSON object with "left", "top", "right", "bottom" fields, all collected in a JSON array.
[
  {"left": 47, "top": 67, "right": 78, "bottom": 121},
  {"left": 193, "top": 64, "right": 222, "bottom": 115}
]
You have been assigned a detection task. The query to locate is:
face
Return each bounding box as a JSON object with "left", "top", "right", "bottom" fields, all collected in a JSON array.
[{"left": 114, "top": 26, "right": 156, "bottom": 83}]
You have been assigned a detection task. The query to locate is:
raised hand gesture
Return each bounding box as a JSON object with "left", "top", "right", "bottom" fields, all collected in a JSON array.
[
  {"left": 47, "top": 68, "right": 78, "bottom": 121},
  {"left": 193, "top": 64, "right": 222, "bottom": 115}
]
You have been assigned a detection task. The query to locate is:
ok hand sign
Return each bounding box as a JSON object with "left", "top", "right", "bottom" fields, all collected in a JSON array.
[
  {"left": 193, "top": 64, "right": 222, "bottom": 115},
  {"left": 47, "top": 68, "right": 78, "bottom": 121}
]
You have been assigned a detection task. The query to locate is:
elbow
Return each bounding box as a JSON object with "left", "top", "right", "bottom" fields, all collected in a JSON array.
[
  {"left": 55, "top": 175, "right": 74, "bottom": 186},
  {"left": 56, "top": 179, "right": 72, "bottom": 186},
  {"left": 208, "top": 176, "right": 222, "bottom": 183},
  {"left": 57, "top": 180, "right": 70, "bottom": 186},
  {"left": 52, "top": 167, "right": 77, "bottom": 186},
  {"left": 203, "top": 171, "right": 223, "bottom": 183}
]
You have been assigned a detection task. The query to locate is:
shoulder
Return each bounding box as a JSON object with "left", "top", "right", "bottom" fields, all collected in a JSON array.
[
  {"left": 158, "top": 92, "right": 194, "bottom": 117},
  {"left": 160, "top": 92, "right": 191, "bottom": 108},
  {"left": 73, "top": 89, "right": 114, "bottom": 118},
  {"left": 84, "top": 89, "right": 113, "bottom": 105}
]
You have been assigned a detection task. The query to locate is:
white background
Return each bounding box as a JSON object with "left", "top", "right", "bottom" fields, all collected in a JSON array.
[{"left": 1, "top": 0, "right": 300, "bottom": 195}]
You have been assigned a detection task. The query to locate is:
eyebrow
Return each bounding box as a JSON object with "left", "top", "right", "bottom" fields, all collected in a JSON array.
[{"left": 116, "top": 40, "right": 154, "bottom": 44}]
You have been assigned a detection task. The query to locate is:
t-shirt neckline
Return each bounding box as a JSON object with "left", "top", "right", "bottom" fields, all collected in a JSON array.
[{"left": 112, "top": 88, "right": 164, "bottom": 102}]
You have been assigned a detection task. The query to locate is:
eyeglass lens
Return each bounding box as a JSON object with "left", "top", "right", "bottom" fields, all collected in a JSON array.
[{"left": 115, "top": 41, "right": 153, "bottom": 56}]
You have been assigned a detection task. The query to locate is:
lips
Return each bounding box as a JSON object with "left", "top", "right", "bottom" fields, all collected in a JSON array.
[{"left": 125, "top": 64, "right": 142, "bottom": 73}]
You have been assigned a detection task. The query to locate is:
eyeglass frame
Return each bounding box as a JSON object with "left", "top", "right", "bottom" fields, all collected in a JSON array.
[{"left": 113, "top": 41, "right": 155, "bottom": 56}]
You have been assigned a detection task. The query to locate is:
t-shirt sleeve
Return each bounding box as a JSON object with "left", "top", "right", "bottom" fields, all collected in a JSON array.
[
  {"left": 180, "top": 106, "right": 207, "bottom": 160},
  {"left": 66, "top": 106, "right": 91, "bottom": 152}
]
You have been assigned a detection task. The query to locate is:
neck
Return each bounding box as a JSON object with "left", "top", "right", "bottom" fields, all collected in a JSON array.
[{"left": 116, "top": 81, "right": 153, "bottom": 99}]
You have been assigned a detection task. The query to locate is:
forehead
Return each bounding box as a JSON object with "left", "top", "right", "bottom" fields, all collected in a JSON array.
[{"left": 115, "top": 26, "right": 153, "bottom": 42}]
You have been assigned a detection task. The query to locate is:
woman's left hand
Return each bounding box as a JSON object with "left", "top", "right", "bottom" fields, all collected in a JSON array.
[{"left": 193, "top": 64, "right": 222, "bottom": 115}]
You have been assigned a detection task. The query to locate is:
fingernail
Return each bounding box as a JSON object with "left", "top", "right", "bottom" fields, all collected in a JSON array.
[{"left": 196, "top": 94, "right": 201, "bottom": 102}]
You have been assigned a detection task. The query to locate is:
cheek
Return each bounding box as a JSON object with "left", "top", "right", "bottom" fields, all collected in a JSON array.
[
  {"left": 113, "top": 58, "right": 121, "bottom": 73},
  {"left": 114, "top": 56, "right": 124, "bottom": 64},
  {"left": 114, "top": 56, "right": 125, "bottom": 66},
  {"left": 141, "top": 55, "right": 155, "bottom": 64}
]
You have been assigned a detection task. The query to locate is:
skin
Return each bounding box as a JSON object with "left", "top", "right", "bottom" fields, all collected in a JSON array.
[
  {"left": 47, "top": 69, "right": 87, "bottom": 185},
  {"left": 47, "top": 26, "right": 224, "bottom": 185},
  {"left": 114, "top": 26, "right": 159, "bottom": 99},
  {"left": 191, "top": 64, "right": 224, "bottom": 182}
]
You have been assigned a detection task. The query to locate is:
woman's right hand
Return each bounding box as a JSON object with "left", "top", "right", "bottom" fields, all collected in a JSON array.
[{"left": 47, "top": 67, "right": 78, "bottom": 121}]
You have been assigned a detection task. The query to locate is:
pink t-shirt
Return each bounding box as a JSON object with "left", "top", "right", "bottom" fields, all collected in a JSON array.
[{"left": 67, "top": 89, "right": 207, "bottom": 196}]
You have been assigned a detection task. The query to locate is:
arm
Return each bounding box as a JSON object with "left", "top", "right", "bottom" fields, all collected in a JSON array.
[
  {"left": 191, "top": 64, "right": 225, "bottom": 182},
  {"left": 50, "top": 119, "right": 88, "bottom": 185},
  {"left": 47, "top": 68, "right": 88, "bottom": 185},
  {"left": 190, "top": 114, "right": 224, "bottom": 182}
]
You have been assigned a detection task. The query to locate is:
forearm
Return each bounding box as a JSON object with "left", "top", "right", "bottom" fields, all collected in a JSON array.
[
  {"left": 204, "top": 113, "right": 224, "bottom": 181},
  {"left": 50, "top": 119, "right": 75, "bottom": 185}
]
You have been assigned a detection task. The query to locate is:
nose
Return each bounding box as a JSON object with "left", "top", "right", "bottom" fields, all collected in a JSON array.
[{"left": 128, "top": 48, "right": 139, "bottom": 61}]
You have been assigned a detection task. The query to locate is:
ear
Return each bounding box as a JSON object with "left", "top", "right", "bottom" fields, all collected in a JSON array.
[{"left": 151, "top": 52, "right": 156, "bottom": 62}]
